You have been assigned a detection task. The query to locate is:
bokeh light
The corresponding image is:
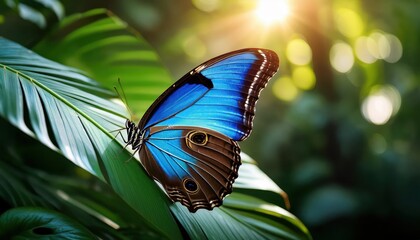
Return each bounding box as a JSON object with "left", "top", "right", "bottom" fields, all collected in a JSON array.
[
  {"left": 355, "top": 36, "right": 377, "bottom": 64},
  {"left": 273, "top": 76, "right": 299, "bottom": 101},
  {"left": 182, "top": 35, "right": 207, "bottom": 60},
  {"left": 330, "top": 42, "right": 354, "bottom": 73},
  {"left": 384, "top": 33, "right": 403, "bottom": 63},
  {"left": 334, "top": 8, "right": 364, "bottom": 38},
  {"left": 362, "top": 94, "right": 393, "bottom": 125},
  {"left": 286, "top": 38, "right": 312, "bottom": 65},
  {"left": 370, "top": 133, "right": 387, "bottom": 154},
  {"left": 355, "top": 32, "right": 403, "bottom": 64},
  {"left": 292, "top": 66, "right": 316, "bottom": 90},
  {"left": 192, "top": 0, "right": 221, "bottom": 12},
  {"left": 255, "top": 0, "right": 290, "bottom": 25},
  {"left": 361, "top": 85, "right": 401, "bottom": 125},
  {"left": 367, "top": 31, "right": 388, "bottom": 60}
]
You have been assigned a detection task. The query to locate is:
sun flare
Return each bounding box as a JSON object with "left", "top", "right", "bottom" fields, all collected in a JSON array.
[{"left": 255, "top": 0, "right": 290, "bottom": 25}]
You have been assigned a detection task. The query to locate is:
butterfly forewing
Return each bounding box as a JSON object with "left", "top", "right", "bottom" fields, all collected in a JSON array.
[{"left": 139, "top": 49, "right": 279, "bottom": 141}]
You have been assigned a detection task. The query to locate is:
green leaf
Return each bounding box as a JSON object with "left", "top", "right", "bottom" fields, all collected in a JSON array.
[
  {"left": 0, "top": 154, "right": 157, "bottom": 239},
  {"left": 0, "top": 160, "right": 47, "bottom": 208},
  {"left": 3, "top": 0, "right": 64, "bottom": 28},
  {"left": 171, "top": 193, "right": 311, "bottom": 240},
  {"left": 34, "top": 0, "right": 64, "bottom": 19},
  {"left": 0, "top": 37, "right": 182, "bottom": 239},
  {"left": 34, "top": 8, "right": 172, "bottom": 117},
  {"left": 15, "top": 4, "right": 46, "bottom": 28},
  {"left": 235, "top": 153, "right": 290, "bottom": 208},
  {"left": 0, "top": 207, "right": 95, "bottom": 239},
  {"left": 223, "top": 193, "right": 311, "bottom": 240},
  {"left": 0, "top": 37, "right": 125, "bottom": 174}
]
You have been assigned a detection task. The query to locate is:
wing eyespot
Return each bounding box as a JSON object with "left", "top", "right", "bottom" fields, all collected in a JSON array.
[
  {"left": 183, "top": 178, "right": 199, "bottom": 193},
  {"left": 186, "top": 130, "right": 208, "bottom": 147}
]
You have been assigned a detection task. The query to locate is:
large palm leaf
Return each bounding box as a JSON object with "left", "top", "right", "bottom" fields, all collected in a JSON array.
[{"left": 0, "top": 37, "right": 181, "bottom": 239}]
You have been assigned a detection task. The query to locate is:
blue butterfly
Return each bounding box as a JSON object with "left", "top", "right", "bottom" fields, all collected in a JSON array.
[{"left": 124, "top": 49, "right": 279, "bottom": 212}]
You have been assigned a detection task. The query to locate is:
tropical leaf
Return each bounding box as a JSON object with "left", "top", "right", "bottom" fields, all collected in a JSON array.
[
  {"left": 1, "top": 0, "right": 64, "bottom": 28},
  {"left": 34, "top": 8, "right": 172, "bottom": 118},
  {"left": 236, "top": 153, "right": 290, "bottom": 208},
  {"left": 171, "top": 193, "right": 311, "bottom": 240},
  {"left": 0, "top": 155, "right": 162, "bottom": 239},
  {"left": 0, "top": 159, "right": 48, "bottom": 208},
  {"left": 0, "top": 37, "right": 182, "bottom": 239},
  {"left": 0, "top": 207, "right": 95, "bottom": 239}
]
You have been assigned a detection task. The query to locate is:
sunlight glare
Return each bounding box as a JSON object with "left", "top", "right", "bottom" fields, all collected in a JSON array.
[{"left": 255, "top": 0, "right": 290, "bottom": 25}]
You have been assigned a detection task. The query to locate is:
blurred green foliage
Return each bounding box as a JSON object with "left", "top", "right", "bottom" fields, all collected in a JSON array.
[{"left": 1, "top": 0, "right": 420, "bottom": 239}]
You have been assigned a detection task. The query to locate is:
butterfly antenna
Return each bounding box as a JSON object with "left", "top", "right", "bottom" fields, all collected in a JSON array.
[
  {"left": 114, "top": 78, "right": 135, "bottom": 120},
  {"left": 109, "top": 127, "right": 126, "bottom": 134}
]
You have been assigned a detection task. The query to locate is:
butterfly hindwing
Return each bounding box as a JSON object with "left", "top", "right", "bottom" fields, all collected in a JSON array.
[{"left": 139, "top": 126, "right": 241, "bottom": 212}]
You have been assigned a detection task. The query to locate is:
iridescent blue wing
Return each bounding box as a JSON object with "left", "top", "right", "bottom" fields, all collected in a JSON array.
[{"left": 138, "top": 49, "right": 279, "bottom": 141}]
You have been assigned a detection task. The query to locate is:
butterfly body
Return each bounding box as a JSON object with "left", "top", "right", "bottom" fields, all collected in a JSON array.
[{"left": 124, "top": 49, "right": 279, "bottom": 212}]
